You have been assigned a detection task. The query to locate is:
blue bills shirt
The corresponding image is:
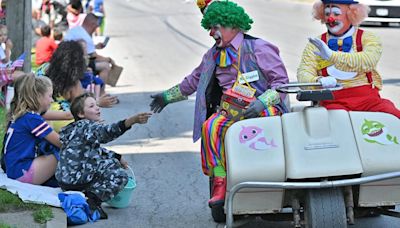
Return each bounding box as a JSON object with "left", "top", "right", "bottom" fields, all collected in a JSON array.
[{"left": 4, "top": 112, "right": 53, "bottom": 179}]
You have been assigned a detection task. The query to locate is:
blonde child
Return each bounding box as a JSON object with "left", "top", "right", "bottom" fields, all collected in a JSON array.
[
  {"left": 0, "top": 24, "right": 12, "bottom": 66},
  {"left": 2, "top": 74, "right": 61, "bottom": 187},
  {"left": 55, "top": 92, "right": 151, "bottom": 219}
]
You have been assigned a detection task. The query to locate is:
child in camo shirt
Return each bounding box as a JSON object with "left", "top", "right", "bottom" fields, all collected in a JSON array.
[{"left": 55, "top": 93, "right": 151, "bottom": 219}]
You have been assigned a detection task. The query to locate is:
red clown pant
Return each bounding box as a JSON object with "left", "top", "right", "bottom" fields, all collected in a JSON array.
[{"left": 320, "top": 85, "right": 400, "bottom": 118}]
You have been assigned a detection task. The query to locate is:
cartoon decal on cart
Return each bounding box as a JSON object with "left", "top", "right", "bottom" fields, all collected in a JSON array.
[
  {"left": 361, "top": 119, "right": 399, "bottom": 145},
  {"left": 239, "top": 125, "right": 277, "bottom": 150}
]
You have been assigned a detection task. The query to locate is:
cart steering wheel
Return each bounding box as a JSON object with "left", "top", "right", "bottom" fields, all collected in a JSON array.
[{"left": 276, "top": 82, "right": 343, "bottom": 102}]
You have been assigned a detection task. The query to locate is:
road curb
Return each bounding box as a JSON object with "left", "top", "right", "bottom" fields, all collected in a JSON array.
[{"left": 46, "top": 207, "right": 66, "bottom": 228}]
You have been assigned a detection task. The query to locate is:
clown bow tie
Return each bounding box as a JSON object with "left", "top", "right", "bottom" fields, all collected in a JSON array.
[
  {"left": 213, "top": 47, "right": 238, "bottom": 67},
  {"left": 328, "top": 36, "right": 353, "bottom": 52}
]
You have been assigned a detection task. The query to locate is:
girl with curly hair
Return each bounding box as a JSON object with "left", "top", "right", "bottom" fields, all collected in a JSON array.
[
  {"left": 47, "top": 40, "right": 86, "bottom": 99},
  {"left": 42, "top": 40, "right": 87, "bottom": 132},
  {"left": 38, "top": 40, "right": 117, "bottom": 131}
]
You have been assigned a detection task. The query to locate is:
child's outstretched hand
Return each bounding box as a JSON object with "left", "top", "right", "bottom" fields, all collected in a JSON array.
[
  {"left": 134, "top": 112, "right": 152, "bottom": 124},
  {"left": 125, "top": 112, "right": 152, "bottom": 128}
]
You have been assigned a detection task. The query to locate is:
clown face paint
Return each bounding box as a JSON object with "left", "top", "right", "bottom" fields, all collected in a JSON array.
[
  {"left": 209, "top": 25, "right": 238, "bottom": 48},
  {"left": 324, "top": 4, "right": 351, "bottom": 36}
]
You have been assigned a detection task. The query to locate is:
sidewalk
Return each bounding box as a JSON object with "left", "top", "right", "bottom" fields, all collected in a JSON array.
[
  {"left": 0, "top": 207, "right": 66, "bottom": 228},
  {"left": 46, "top": 207, "right": 67, "bottom": 228}
]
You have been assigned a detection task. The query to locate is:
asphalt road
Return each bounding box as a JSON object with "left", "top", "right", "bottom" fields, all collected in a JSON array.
[{"left": 76, "top": 0, "right": 400, "bottom": 227}]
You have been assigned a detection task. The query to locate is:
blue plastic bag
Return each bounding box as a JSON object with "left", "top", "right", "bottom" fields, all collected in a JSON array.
[{"left": 58, "top": 192, "right": 100, "bottom": 225}]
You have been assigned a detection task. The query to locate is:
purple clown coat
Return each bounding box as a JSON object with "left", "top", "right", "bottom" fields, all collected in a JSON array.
[{"left": 178, "top": 32, "right": 289, "bottom": 142}]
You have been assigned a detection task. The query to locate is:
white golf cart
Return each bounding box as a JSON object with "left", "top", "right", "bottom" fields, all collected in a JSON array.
[{"left": 215, "top": 82, "right": 400, "bottom": 228}]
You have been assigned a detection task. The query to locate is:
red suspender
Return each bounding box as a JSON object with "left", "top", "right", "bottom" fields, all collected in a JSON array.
[
  {"left": 320, "top": 33, "right": 328, "bottom": 77},
  {"left": 355, "top": 29, "right": 363, "bottom": 52},
  {"left": 356, "top": 29, "right": 373, "bottom": 85}
]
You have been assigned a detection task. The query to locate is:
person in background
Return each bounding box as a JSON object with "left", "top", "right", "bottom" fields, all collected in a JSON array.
[
  {"left": 40, "top": 0, "right": 56, "bottom": 28},
  {"left": 0, "top": 24, "right": 12, "bottom": 66},
  {"left": 56, "top": 92, "right": 152, "bottom": 219},
  {"left": 297, "top": 0, "right": 400, "bottom": 118},
  {"left": 77, "top": 39, "right": 105, "bottom": 101},
  {"left": 53, "top": 27, "right": 63, "bottom": 45},
  {"left": 64, "top": 13, "right": 115, "bottom": 87},
  {"left": 0, "top": 0, "right": 5, "bottom": 26},
  {"left": 82, "top": 0, "right": 92, "bottom": 13},
  {"left": 66, "top": 0, "right": 87, "bottom": 29},
  {"left": 31, "top": 0, "right": 43, "bottom": 21},
  {"left": 31, "top": 9, "right": 47, "bottom": 48},
  {"left": 35, "top": 25, "right": 58, "bottom": 66},
  {"left": 91, "top": 0, "right": 105, "bottom": 36},
  {"left": 2, "top": 74, "right": 60, "bottom": 187}
]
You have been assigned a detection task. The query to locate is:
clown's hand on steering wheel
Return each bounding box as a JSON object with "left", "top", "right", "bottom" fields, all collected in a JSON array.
[
  {"left": 318, "top": 76, "right": 337, "bottom": 88},
  {"left": 244, "top": 89, "right": 281, "bottom": 118}
]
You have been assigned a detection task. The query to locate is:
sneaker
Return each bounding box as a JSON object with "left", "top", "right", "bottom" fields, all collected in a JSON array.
[{"left": 96, "top": 205, "right": 108, "bottom": 220}]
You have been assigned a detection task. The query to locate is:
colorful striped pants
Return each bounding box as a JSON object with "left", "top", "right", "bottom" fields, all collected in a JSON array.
[{"left": 200, "top": 107, "right": 279, "bottom": 176}]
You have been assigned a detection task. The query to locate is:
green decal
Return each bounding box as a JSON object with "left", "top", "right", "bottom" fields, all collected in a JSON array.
[{"left": 361, "top": 119, "right": 399, "bottom": 145}]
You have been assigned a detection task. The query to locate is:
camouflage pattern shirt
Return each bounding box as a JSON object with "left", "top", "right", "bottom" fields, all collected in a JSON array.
[{"left": 55, "top": 119, "right": 129, "bottom": 185}]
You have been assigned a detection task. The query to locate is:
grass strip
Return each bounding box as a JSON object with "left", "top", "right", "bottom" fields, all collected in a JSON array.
[
  {"left": 0, "top": 189, "right": 43, "bottom": 213},
  {"left": 0, "top": 222, "right": 14, "bottom": 228},
  {"left": 32, "top": 206, "right": 53, "bottom": 224}
]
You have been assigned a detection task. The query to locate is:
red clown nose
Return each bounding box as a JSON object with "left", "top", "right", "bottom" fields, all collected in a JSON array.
[{"left": 327, "top": 16, "right": 337, "bottom": 26}]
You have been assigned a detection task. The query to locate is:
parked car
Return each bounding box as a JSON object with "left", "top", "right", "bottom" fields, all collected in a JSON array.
[{"left": 359, "top": 0, "right": 400, "bottom": 26}]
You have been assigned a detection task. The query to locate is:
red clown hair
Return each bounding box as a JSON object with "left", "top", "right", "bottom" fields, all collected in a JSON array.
[{"left": 312, "top": 1, "right": 370, "bottom": 26}]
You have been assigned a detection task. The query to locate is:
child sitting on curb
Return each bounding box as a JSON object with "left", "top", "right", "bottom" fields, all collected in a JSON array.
[
  {"left": 55, "top": 92, "right": 151, "bottom": 219},
  {"left": 2, "top": 74, "right": 61, "bottom": 187}
]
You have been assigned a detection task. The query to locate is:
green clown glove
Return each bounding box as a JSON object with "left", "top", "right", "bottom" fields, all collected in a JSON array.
[
  {"left": 257, "top": 89, "right": 281, "bottom": 107},
  {"left": 150, "top": 84, "right": 188, "bottom": 113}
]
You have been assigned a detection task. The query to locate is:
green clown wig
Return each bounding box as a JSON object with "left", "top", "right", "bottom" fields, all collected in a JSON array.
[{"left": 201, "top": 1, "right": 253, "bottom": 32}]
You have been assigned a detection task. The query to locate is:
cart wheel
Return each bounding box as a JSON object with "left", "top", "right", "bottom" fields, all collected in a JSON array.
[
  {"left": 304, "top": 188, "right": 347, "bottom": 228},
  {"left": 211, "top": 204, "right": 226, "bottom": 223},
  {"left": 354, "top": 207, "right": 381, "bottom": 218}
]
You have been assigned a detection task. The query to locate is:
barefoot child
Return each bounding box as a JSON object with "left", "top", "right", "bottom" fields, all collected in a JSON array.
[
  {"left": 2, "top": 74, "right": 61, "bottom": 187},
  {"left": 55, "top": 92, "right": 151, "bottom": 219}
]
